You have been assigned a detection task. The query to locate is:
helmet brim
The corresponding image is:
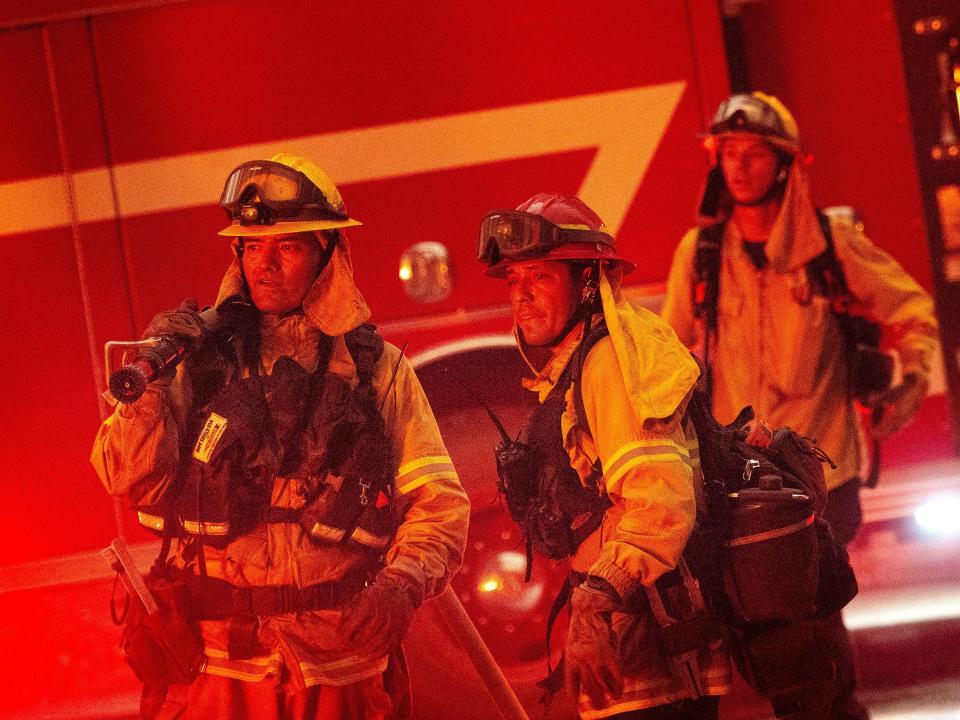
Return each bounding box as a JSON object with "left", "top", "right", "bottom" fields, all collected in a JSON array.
[
  {"left": 702, "top": 130, "right": 801, "bottom": 155},
  {"left": 218, "top": 217, "right": 362, "bottom": 237}
]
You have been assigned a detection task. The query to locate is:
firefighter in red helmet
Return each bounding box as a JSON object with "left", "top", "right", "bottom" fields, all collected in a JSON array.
[
  {"left": 662, "top": 92, "right": 939, "bottom": 719},
  {"left": 92, "top": 153, "right": 469, "bottom": 720},
  {"left": 479, "top": 193, "right": 732, "bottom": 719}
]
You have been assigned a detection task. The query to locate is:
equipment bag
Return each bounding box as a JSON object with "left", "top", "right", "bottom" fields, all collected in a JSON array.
[
  {"left": 732, "top": 618, "right": 836, "bottom": 701},
  {"left": 118, "top": 561, "right": 205, "bottom": 687},
  {"left": 686, "top": 388, "right": 857, "bottom": 627}
]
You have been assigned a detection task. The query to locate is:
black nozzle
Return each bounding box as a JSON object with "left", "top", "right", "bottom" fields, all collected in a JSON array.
[{"left": 109, "top": 364, "right": 150, "bottom": 404}]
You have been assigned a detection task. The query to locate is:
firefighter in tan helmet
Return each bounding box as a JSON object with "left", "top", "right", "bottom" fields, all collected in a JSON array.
[
  {"left": 478, "top": 193, "right": 733, "bottom": 719},
  {"left": 662, "top": 92, "right": 939, "bottom": 719},
  {"left": 92, "top": 153, "right": 469, "bottom": 719}
]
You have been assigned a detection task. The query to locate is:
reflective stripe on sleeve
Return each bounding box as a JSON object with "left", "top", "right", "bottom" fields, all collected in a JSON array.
[
  {"left": 349, "top": 526, "right": 391, "bottom": 548},
  {"left": 395, "top": 455, "right": 457, "bottom": 494},
  {"left": 604, "top": 439, "right": 693, "bottom": 488}
]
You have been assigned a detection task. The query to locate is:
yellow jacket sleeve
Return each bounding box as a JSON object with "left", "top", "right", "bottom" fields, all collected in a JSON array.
[
  {"left": 578, "top": 338, "right": 697, "bottom": 600},
  {"left": 377, "top": 345, "right": 470, "bottom": 600},
  {"left": 831, "top": 219, "right": 939, "bottom": 379},
  {"left": 90, "top": 368, "right": 192, "bottom": 506}
]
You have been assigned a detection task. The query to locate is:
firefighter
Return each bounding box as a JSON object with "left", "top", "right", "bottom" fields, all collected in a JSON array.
[
  {"left": 661, "top": 92, "right": 939, "bottom": 719},
  {"left": 478, "top": 194, "right": 732, "bottom": 719},
  {"left": 92, "top": 153, "right": 470, "bottom": 720}
]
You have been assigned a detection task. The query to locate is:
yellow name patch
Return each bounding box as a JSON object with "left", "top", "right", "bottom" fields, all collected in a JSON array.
[{"left": 193, "top": 412, "right": 228, "bottom": 463}]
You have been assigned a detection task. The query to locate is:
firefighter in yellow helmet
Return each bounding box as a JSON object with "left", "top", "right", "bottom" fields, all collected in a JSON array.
[
  {"left": 479, "top": 194, "right": 733, "bottom": 720},
  {"left": 92, "top": 153, "right": 469, "bottom": 719},
  {"left": 662, "top": 93, "right": 939, "bottom": 719}
]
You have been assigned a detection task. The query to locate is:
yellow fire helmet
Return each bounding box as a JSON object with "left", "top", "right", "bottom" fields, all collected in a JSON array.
[
  {"left": 703, "top": 91, "right": 801, "bottom": 155},
  {"left": 217, "top": 152, "right": 362, "bottom": 237}
]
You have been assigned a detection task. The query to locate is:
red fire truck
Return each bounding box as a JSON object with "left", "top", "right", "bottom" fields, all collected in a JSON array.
[{"left": 0, "top": 1, "right": 958, "bottom": 717}]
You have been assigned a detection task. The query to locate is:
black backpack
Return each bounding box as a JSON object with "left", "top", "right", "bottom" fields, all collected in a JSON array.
[
  {"left": 682, "top": 385, "right": 858, "bottom": 709},
  {"left": 683, "top": 388, "right": 857, "bottom": 625}
]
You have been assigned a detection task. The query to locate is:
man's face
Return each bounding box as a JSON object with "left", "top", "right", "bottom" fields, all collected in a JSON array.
[
  {"left": 240, "top": 232, "right": 322, "bottom": 314},
  {"left": 718, "top": 136, "right": 781, "bottom": 205},
  {"left": 506, "top": 260, "right": 582, "bottom": 347}
]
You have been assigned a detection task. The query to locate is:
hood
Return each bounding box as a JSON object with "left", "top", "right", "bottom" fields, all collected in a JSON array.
[
  {"left": 697, "top": 159, "right": 827, "bottom": 273},
  {"left": 597, "top": 268, "right": 700, "bottom": 422}
]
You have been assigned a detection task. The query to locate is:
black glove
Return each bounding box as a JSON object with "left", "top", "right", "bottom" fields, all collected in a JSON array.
[
  {"left": 339, "top": 569, "right": 421, "bottom": 657},
  {"left": 142, "top": 298, "right": 207, "bottom": 351},
  {"left": 565, "top": 582, "right": 623, "bottom": 708}
]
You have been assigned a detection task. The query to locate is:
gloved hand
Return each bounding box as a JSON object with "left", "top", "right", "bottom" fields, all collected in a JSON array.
[
  {"left": 340, "top": 569, "right": 421, "bottom": 658},
  {"left": 871, "top": 373, "right": 929, "bottom": 440},
  {"left": 142, "top": 298, "right": 207, "bottom": 350},
  {"left": 565, "top": 581, "right": 622, "bottom": 708}
]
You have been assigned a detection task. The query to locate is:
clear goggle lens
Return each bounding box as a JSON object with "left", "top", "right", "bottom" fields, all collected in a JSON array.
[
  {"left": 477, "top": 210, "right": 612, "bottom": 265},
  {"left": 220, "top": 160, "right": 343, "bottom": 225}
]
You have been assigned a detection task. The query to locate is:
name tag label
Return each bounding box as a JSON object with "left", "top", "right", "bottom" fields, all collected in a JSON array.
[{"left": 193, "top": 412, "right": 228, "bottom": 463}]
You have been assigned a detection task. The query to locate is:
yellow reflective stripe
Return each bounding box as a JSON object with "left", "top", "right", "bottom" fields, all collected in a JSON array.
[
  {"left": 605, "top": 440, "right": 692, "bottom": 487},
  {"left": 606, "top": 438, "right": 690, "bottom": 469},
  {"left": 309, "top": 523, "right": 346, "bottom": 542},
  {"left": 204, "top": 664, "right": 274, "bottom": 682},
  {"left": 396, "top": 470, "right": 458, "bottom": 495},
  {"left": 182, "top": 519, "right": 230, "bottom": 536},
  {"left": 579, "top": 655, "right": 732, "bottom": 719},
  {"left": 349, "top": 526, "right": 391, "bottom": 548},
  {"left": 395, "top": 455, "right": 453, "bottom": 478},
  {"left": 395, "top": 455, "right": 456, "bottom": 494},
  {"left": 727, "top": 513, "right": 814, "bottom": 547},
  {"left": 203, "top": 647, "right": 277, "bottom": 664},
  {"left": 137, "top": 511, "right": 164, "bottom": 532},
  {"left": 201, "top": 647, "right": 282, "bottom": 682},
  {"left": 300, "top": 655, "right": 388, "bottom": 687}
]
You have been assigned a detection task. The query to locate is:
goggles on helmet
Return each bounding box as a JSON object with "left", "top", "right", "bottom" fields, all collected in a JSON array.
[
  {"left": 710, "top": 94, "right": 791, "bottom": 142},
  {"left": 219, "top": 160, "right": 348, "bottom": 227},
  {"left": 477, "top": 210, "right": 614, "bottom": 265}
]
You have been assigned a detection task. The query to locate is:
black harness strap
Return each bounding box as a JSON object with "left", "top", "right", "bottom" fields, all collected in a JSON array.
[
  {"left": 186, "top": 565, "right": 370, "bottom": 619},
  {"left": 692, "top": 222, "right": 725, "bottom": 402}
]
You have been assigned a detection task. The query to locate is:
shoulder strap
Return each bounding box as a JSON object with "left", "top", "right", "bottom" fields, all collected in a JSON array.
[
  {"left": 569, "top": 323, "right": 611, "bottom": 441},
  {"left": 693, "top": 222, "right": 725, "bottom": 333},
  {"left": 693, "top": 222, "right": 725, "bottom": 401},
  {"left": 806, "top": 210, "right": 853, "bottom": 310},
  {"left": 344, "top": 323, "right": 385, "bottom": 389}
]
